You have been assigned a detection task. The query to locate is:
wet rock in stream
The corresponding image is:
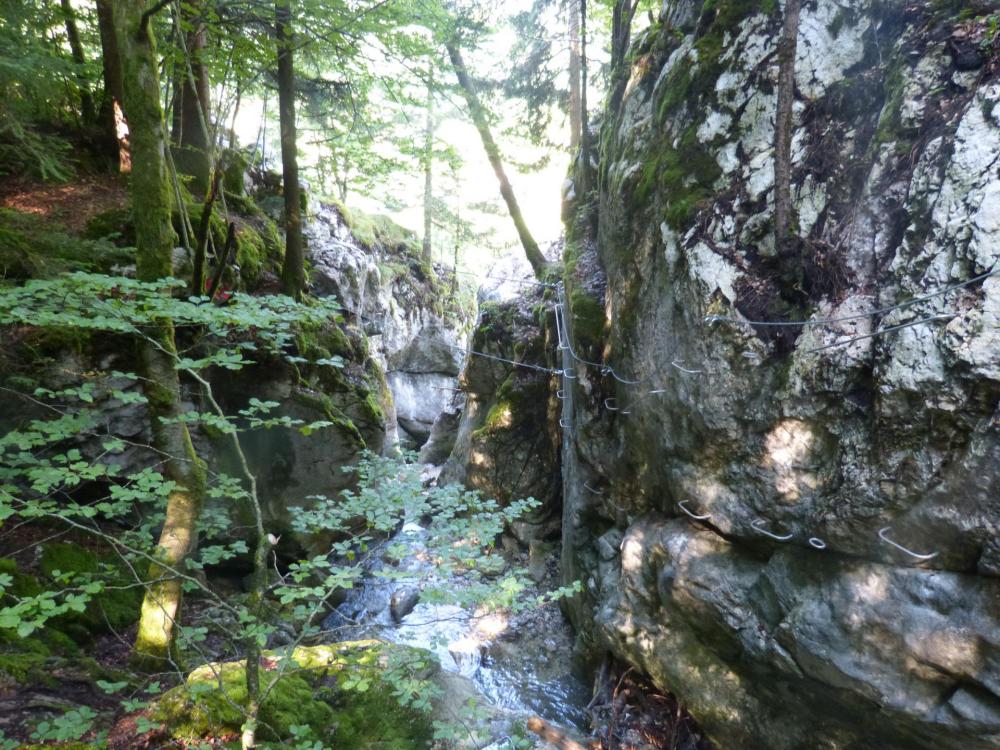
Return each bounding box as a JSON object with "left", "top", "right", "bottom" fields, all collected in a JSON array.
[{"left": 322, "top": 521, "right": 593, "bottom": 743}]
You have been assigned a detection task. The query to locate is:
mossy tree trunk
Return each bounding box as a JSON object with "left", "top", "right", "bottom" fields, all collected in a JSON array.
[
  {"left": 113, "top": 0, "right": 206, "bottom": 668},
  {"left": 276, "top": 0, "right": 305, "bottom": 300},
  {"left": 774, "top": 0, "right": 800, "bottom": 252},
  {"left": 446, "top": 40, "right": 548, "bottom": 280}
]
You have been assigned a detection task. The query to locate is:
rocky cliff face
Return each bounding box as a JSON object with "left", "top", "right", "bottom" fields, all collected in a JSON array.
[
  {"left": 561, "top": 2, "right": 1000, "bottom": 748},
  {"left": 0, "top": 203, "right": 471, "bottom": 556},
  {"left": 438, "top": 283, "right": 563, "bottom": 542},
  {"left": 306, "top": 203, "right": 474, "bottom": 450}
]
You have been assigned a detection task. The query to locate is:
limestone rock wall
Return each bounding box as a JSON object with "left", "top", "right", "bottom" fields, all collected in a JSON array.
[
  {"left": 561, "top": 2, "right": 1000, "bottom": 748},
  {"left": 305, "top": 203, "right": 475, "bottom": 450},
  {"left": 439, "top": 285, "right": 564, "bottom": 542}
]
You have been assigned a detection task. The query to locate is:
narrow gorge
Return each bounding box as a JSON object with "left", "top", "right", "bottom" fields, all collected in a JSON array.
[{"left": 1, "top": 1, "right": 999, "bottom": 749}]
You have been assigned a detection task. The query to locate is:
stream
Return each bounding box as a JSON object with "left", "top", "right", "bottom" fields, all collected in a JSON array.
[{"left": 321, "top": 517, "right": 592, "bottom": 737}]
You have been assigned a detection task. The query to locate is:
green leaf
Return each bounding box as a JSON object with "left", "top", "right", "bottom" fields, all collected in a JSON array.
[{"left": 96, "top": 680, "right": 128, "bottom": 694}]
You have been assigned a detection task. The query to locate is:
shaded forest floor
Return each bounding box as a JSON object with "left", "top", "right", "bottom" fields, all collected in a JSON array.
[{"left": 0, "top": 174, "right": 128, "bottom": 233}]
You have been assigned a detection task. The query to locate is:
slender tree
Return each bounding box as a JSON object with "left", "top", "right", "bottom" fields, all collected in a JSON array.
[
  {"left": 579, "top": 0, "right": 591, "bottom": 197},
  {"left": 774, "top": 0, "right": 801, "bottom": 251},
  {"left": 446, "top": 40, "right": 548, "bottom": 279},
  {"left": 172, "top": 0, "right": 213, "bottom": 194},
  {"left": 113, "top": 0, "right": 207, "bottom": 667},
  {"left": 422, "top": 69, "right": 435, "bottom": 263},
  {"left": 276, "top": 0, "right": 305, "bottom": 300},
  {"left": 567, "top": 0, "right": 582, "bottom": 150},
  {"left": 59, "top": 0, "right": 95, "bottom": 125},
  {"left": 608, "top": 0, "right": 639, "bottom": 113}
]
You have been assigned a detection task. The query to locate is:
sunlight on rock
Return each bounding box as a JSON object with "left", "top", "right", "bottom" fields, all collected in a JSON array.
[
  {"left": 472, "top": 610, "right": 509, "bottom": 639},
  {"left": 845, "top": 570, "right": 889, "bottom": 626},
  {"left": 763, "top": 418, "right": 818, "bottom": 501},
  {"left": 906, "top": 627, "right": 984, "bottom": 677},
  {"left": 621, "top": 535, "right": 646, "bottom": 575}
]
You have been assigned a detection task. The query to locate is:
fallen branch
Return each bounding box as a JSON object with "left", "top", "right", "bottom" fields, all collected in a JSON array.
[{"left": 526, "top": 716, "right": 591, "bottom": 750}]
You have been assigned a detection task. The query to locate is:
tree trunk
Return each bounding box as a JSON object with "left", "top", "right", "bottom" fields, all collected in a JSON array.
[
  {"left": 113, "top": 0, "right": 206, "bottom": 668},
  {"left": 422, "top": 70, "right": 434, "bottom": 263},
  {"left": 174, "top": 1, "right": 212, "bottom": 194},
  {"left": 446, "top": 41, "right": 547, "bottom": 280},
  {"left": 608, "top": 0, "right": 638, "bottom": 113},
  {"left": 774, "top": 0, "right": 801, "bottom": 252},
  {"left": 60, "top": 0, "right": 95, "bottom": 125},
  {"left": 579, "top": 0, "right": 593, "bottom": 199},
  {"left": 192, "top": 169, "right": 222, "bottom": 296},
  {"left": 95, "top": 0, "right": 127, "bottom": 169},
  {"left": 567, "top": 0, "right": 581, "bottom": 151},
  {"left": 276, "top": 0, "right": 305, "bottom": 300}
]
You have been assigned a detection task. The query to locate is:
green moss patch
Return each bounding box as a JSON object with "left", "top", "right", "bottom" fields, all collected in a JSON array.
[
  {"left": 0, "top": 208, "right": 133, "bottom": 279},
  {"left": 37, "top": 543, "right": 143, "bottom": 637},
  {"left": 152, "top": 660, "right": 334, "bottom": 742},
  {"left": 0, "top": 650, "right": 51, "bottom": 685},
  {"left": 634, "top": 123, "right": 724, "bottom": 232},
  {"left": 150, "top": 642, "right": 434, "bottom": 748}
]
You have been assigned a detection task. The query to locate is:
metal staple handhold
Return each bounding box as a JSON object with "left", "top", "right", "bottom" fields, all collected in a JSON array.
[
  {"left": 583, "top": 482, "right": 604, "bottom": 495},
  {"left": 751, "top": 519, "right": 794, "bottom": 541},
  {"left": 808, "top": 537, "right": 827, "bottom": 550},
  {"left": 877, "top": 527, "right": 938, "bottom": 560},
  {"left": 563, "top": 368, "right": 578, "bottom": 379},
  {"left": 677, "top": 500, "right": 711, "bottom": 521},
  {"left": 556, "top": 389, "right": 565, "bottom": 400},
  {"left": 559, "top": 417, "right": 572, "bottom": 429},
  {"left": 648, "top": 389, "right": 667, "bottom": 395},
  {"left": 604, "top": 397, "right": 619, "bottom": 411},
  {"left": 554, "top": 304, "right": 569, "bottom": 350},
  {"left": 671, "top": 360, "right": 703, "bottom": 374}
]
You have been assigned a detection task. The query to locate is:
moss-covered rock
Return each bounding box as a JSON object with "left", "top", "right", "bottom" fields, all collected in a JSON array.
[
  {"left": 0, "top": 650, "right": 52, "bottom": 686},
  {"left": 440, "top": 288, "right": 561, "bottom": 542},
  {"left": 37, "top": 543, "right": 143, "bottom": 636},
  {"left": 147, "top": 642, "right": 433, "bottom": 748},
  {"left": 84, "top": 207, "right": 135, "bottom": 246},
  {"left": 152, "top": 661, "right": 334, "bottom": 742},
  {"left": 0, "top": 209, "right": 133, "bottom": 279}
]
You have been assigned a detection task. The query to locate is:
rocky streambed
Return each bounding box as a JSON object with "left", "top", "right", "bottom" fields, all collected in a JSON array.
[{"left": 322, "top": 514, "right": 591, "bottom": 745}]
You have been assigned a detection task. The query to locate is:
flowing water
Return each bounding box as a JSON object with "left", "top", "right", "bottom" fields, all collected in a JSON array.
[{"left": 322, "top": 520, "right": 592, "bottom": 733}]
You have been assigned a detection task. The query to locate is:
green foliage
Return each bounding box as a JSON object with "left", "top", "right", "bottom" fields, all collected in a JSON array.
[
  {"left": 29, "top": 706, "right": 97, "bottom": 743},
  {"left": 152, "top": 661, "right": 335, "bottom": 742},
  {"left": 0, "top": 273, "right": 342, "bottom": 355},
  {"left": 149, "top": 643, "right": 434, "bottom": 747},
  {"left": 38, "top": 543, "right": 143, "bottom": 635},
  {"left": 0, "top": 0, "right": 94, "bottom": 180},
  {"left": 0, "top": 209, "right": 133, "bottom": 280},
  {"left": 0, "top": 270, "right": 557, "bottom": 746}
]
